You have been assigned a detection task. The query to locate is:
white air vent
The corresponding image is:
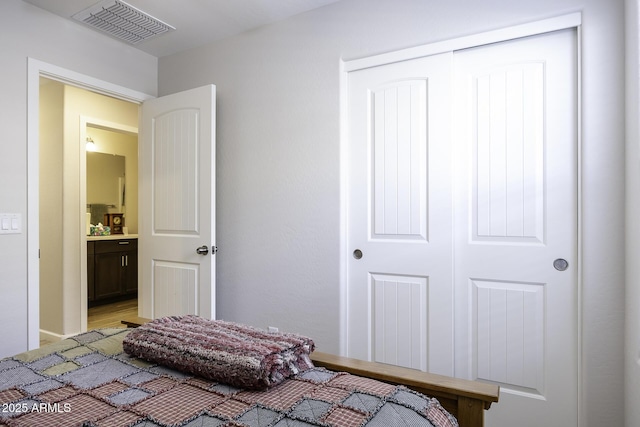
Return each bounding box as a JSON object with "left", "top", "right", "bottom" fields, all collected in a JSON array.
[{"left": 72, "top": 0, "right": 174, "bottom": 44}]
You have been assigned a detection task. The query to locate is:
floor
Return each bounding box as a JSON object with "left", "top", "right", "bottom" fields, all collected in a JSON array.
[
  {"left": 40, "top": 299, "right": 138, "bottom": 347},
  {"left": 88, "top": 298, "right": 138, "bottom": 330}
]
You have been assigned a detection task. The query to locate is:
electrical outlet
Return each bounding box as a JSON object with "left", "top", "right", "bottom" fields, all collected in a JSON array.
[{"left": 268, "top": 326, "right": 279, "bottom": 333}]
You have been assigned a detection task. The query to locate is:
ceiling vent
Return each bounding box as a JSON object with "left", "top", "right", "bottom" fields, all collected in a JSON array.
[{"left": 72, "top": 0, "right": 175, "bottom": 44}]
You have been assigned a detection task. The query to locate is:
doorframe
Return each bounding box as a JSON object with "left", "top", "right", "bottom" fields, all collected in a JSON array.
[
  {"left": 338, "top": 8, "right": 583, "bottom": 421},
  {"left": 27, "top": 58, "right": 153, "bottom": 349}
]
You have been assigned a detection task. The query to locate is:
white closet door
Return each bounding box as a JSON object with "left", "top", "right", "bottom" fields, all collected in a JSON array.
[
  {"left": 346, "top": 53, "right": 454, "bottom": 375},
  {"left": 346, "top": 28, "right": 578, "bottom": 427},
  {"left": 453, "top": 29, "right": 578, "bottom": 426}
]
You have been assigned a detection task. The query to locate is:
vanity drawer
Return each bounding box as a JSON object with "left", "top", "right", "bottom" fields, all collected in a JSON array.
[{"left": 94, "top": 239, "right": 138, "bottom": 254}]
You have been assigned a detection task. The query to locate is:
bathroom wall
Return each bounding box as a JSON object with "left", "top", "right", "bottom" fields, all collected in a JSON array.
[{"left": 39, "top": 79, "right": 64, "bottom": 336}]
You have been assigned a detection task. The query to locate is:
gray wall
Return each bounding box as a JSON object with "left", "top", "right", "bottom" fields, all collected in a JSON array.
[
  {"left": 158, "top": 0, "right": 626, "bottom": 425},
  {"left": 626, "top": 0, "right": 640, "bottom": 426},
  {"left": 0, "top": 0, "right": 156, "bottom": 356}
]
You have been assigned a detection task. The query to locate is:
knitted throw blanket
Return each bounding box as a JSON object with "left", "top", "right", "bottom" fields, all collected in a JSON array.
[{"left": 122, "top": 315, "right": 315, "bottom": 390}]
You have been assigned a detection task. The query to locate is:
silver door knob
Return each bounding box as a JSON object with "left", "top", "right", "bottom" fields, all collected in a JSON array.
[
  {"left": 196, "top": 245, "right": 209, "bottom": 255},
  {"left": 353, "top": 249, "right": 363, "bottom": 260},
  {"left": 553, "top": 258, "right": 569, "bottom": 271}
]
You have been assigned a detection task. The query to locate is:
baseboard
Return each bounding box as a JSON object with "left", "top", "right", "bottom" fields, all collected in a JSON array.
[{"left": 39, "top": 329, "right": 76, "bottom": 345}]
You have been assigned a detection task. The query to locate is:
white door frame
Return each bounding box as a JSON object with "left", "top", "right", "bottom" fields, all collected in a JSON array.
[
  {"left": 339, "top": 8, "right": 583, "bottom": 420},
  {"left": 26, "top": 58, "right": 153, "bottom": 349}
]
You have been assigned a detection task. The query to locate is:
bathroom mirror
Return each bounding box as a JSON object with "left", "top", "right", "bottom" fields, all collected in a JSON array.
[{"left": 87, "top": 152, "right": 125, "bottom": 224}]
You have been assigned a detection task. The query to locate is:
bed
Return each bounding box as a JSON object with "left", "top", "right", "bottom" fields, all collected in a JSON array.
[{"left": 0, "top": 317, "right": 498, "bottom": 427}]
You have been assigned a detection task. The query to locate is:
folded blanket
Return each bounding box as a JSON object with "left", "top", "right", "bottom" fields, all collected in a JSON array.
[{"left": 122, "top": 315, "right": 315, "bottom": 389}]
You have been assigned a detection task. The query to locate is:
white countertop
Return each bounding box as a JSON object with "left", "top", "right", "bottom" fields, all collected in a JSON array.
[{"left": 87, "top": 234, "right": 138, "bottom": 241}]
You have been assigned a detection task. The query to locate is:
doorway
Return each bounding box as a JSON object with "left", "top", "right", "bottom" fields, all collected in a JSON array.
[
  {"left": 28, "top": 60, "right": 217, "bottom": 347},
  {"left": 38, "top": 78, "right": 139, "bottom": 341},
  {"left": 27, "top": 59, "right": 152, "bottom": 348}
]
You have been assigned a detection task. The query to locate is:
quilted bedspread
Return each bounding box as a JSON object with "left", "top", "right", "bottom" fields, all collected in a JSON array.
[{"left": 0, "top": 328, "right": 458, "bottom": 427}]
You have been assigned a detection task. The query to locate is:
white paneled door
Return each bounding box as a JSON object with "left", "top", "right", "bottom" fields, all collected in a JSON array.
[
  {"left": 140, "top": 85, "right": 216, "bottom": 320},
  {"left": 346, "top": 30, "right": 577, "bottom": 426},
  {"left": 453, "top": 30, "right": 577, "bottom": 426},
  {"left": 346, "top": 53, "right": 455, "bottom": 376}
]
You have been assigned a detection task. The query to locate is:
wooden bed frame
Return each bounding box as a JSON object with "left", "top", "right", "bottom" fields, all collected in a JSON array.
[
  {"left": 311, "top": 352, "right": 498, "bottom": 427},
  {"left": 122, "top": 317, "right": 499, "bottom": 427}
]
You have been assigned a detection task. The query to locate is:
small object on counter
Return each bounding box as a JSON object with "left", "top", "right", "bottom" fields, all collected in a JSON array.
[
  {"left": 104, "top": 213, "right": 124, "bottom": 234},
  {"left": 89, "top": 223, "right": 111, "bottom": 236}
]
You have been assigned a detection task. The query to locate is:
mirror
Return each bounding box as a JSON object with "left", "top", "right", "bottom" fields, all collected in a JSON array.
[{"left": 87, "top": 152, "right": 125, "bottom": 225}]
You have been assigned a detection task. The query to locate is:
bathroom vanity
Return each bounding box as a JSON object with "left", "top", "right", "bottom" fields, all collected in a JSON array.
[{"left": 87, "top": 235, "right": 138, "bottom": 306}]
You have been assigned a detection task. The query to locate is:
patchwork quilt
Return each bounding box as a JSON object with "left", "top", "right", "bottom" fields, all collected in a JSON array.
[{"left": 0, "top": 328, "right": 458, "bottom": 427}]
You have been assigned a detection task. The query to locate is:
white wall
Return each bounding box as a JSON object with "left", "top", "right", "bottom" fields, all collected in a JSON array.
[
  {"left": 626, "top": 1, "right": 640, "bottom": 426},
  {"left": 0, "top": 0, "right": 156, "bottom": 357},
  {"left": 158, "top": 0, "right": 626, "bottom": 425}
]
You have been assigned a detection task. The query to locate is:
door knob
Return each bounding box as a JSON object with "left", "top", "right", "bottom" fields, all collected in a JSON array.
[
  {"left": 196, "top": 245, "right": 209, "bottom": 255},
  {"left": 353, "top": 249, "right": 363, "bottom": 260},
  {"left": 553, "top": 258, "right": 569, "bottom": 271}
]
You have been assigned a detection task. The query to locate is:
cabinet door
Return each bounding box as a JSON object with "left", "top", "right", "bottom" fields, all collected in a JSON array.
[
  {"left": 94, "top": 252, "right": 124, "bottom": 300},
  {"left": 87, "top": 241, "right": 95, "bottom": 302},
  {"left": 123, "top": 249, "right": 138, "bottom": 295}
]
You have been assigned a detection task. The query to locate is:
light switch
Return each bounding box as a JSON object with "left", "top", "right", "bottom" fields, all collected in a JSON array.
[{"left": 0, "top": 213, "right": 21, "bottom": 234}]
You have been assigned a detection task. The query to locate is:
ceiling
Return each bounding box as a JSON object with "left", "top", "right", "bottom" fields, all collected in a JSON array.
[{"left": 23, "top": 0, "right": 342, "bottom": 57}]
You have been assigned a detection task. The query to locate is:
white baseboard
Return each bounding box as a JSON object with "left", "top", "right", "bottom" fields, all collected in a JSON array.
[{"left": 39, "top": 329, "right": 76, "bottom": 344}]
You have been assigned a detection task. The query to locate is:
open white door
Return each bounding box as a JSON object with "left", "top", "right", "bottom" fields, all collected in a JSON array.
[{"left": 139, "top": 85, "right": 216, "bottom": 319}]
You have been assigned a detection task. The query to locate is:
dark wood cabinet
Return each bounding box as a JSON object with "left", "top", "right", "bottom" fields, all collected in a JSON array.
[
  {"left": 88, "top": 238, "right": 138, "bottom": 306},
  {"left": 122, "top": 249, "right": 138, "bottom": 294}
]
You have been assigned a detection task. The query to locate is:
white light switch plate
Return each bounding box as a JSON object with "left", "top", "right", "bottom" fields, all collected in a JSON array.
[{"left": 0, "top": 213, "right": 22, "bottom": 234}]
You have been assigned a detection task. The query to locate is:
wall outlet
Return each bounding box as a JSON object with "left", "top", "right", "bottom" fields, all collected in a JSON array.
[{"left": 268, "top": 326, "right": 279, "bottom": 333}]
